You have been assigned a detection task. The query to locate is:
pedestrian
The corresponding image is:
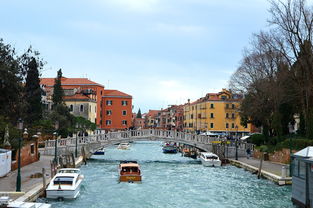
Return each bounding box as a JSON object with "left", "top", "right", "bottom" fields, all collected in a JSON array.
[{"left": 246, "top": 148, "right": 251, "bottom": 159}]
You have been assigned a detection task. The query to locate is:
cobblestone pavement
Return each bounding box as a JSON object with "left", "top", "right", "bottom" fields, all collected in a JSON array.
[{"left": 0, "top": 155, "right": 53, "bottom": 192}]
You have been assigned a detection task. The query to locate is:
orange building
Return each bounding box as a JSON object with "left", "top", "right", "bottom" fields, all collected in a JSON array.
[
  {"left": 101, "top": 90, "right": 132, "bottom": 130},
  {"left": 40, "top": 77, "right": 105, "bottom": 126}
]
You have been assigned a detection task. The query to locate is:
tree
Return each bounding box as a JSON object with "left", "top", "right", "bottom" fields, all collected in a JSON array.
[
  {"left": 24, "top": 57, "right": 42, "bottom": 125},
  {"left": 0, "top": 39, "right": 23, "bottom": 123},
  {"left": 52, "top": 69, "right": 64, "bottom": 106},
  {"left": 136, "top": 109, "right": 142, "bottom": 118}
]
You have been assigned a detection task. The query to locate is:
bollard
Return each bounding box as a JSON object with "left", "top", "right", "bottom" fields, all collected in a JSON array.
[{"left": 281, "top": 166, "right": 287, "bottom": 178}]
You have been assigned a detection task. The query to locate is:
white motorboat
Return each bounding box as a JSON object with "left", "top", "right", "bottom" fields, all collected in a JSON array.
[
  {"left": 200, "top": 152, "right": 222, "bottom": 167},
  {"left": 117, "top": 143, "right": 130, "bottom": 150},
  {"left": 46, "top": 168, "right": 84, "bottom": 200}
]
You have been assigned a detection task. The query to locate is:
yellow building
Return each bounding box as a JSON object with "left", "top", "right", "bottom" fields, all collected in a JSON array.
[
  {"left": 183, "top": 89, "right": 252, "bottom": 135},
  {"left": 64, "top": 92, "right": 97, "bottom": 124}
]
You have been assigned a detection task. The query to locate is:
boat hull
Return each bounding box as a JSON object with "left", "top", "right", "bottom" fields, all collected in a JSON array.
[
  {"left": 119, "top": 175, "right": 142, "bottom": 182},
  {"left": 162, "top": 146, "right": 177, "bottom": 154},
  {"left": 46, "top": 188, "right": 80, "bottom": 199},
  {"left": 46, "top": 180, "right": 82, "bottom": 199},
  {"left": 200, "top": 158, "right": 222, "bottom": 167}
]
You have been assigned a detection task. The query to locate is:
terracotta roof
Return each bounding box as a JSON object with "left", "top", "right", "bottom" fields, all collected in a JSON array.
[
  {"left": 102, "top": 90, "right": 132, "bottom": 98},
  {"left": 40, "top": 77, "right": 104, "bottom": 87},
  {"left": 146, "top": 110, "right": 160, "bottom": 117},
  {"left": 63, "top": 93, "right": 95, "bottom": 101}
]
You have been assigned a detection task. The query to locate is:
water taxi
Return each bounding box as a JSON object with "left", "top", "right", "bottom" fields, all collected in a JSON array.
[
  {"left": 46, "top": 168, "right": 84, "bottom": 199},
  {"left": 117, "top": 143, "right": 130, "bottom": 150},
  {"left": 119, "top": 161, "right": 142, "bottom": 182},
  {"left": 200, "top": 152, "right": 222, "bottom": 167}
]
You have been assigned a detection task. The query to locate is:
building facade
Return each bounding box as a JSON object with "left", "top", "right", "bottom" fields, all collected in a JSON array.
[
  {"left": 184, "top": 89, "right": 252, "bottom": 135},
  {"left": 144, "top": 110, "right": 160, "bottom": 128},
  {"left": 101, "top": 90, "right": 132, "bottom": 130}
]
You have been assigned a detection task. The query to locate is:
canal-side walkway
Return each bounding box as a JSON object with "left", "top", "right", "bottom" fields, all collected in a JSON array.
[
  {"left": 229, "top": 157, "right": 292, "bottom": 185},
  {"left": 0, "top": 155, "right": 53, "bottom": 200}
]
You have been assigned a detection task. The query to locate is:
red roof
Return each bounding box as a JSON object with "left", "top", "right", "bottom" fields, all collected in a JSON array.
[
  {"left": 146, "top": 110, "right": 160, "bottom": 117},
  {"left": 63, "top": 93, "right": 95, "bottom": 101},
  {"left": 102, "top": 90, "right": 132, "bottom": 98},
  {"left": 40, "top": 77, "right": 104, "bottom": 87}
]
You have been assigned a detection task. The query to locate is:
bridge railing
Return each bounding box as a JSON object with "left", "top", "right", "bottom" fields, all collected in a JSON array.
[{"left": 44, "top": 129, "right": 233, "bottom": 149}]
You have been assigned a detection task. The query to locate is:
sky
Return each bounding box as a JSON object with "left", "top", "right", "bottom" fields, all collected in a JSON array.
[{"left": 0, "top": 0, "right": 270, "bottom": 113}]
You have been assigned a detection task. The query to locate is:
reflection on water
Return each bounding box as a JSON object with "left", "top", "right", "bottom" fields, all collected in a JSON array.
[{"left": 45, "top": 141, "right": 295, "bottom": 208}]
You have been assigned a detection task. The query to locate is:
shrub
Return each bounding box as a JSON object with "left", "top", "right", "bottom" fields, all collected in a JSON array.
[{"left": 248, "top": 134, "right": 266, "bottom": 146}]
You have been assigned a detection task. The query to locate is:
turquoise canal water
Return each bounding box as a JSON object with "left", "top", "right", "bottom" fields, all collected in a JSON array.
[{"left": 46, "top": 141, "right": 295, "bottom": 208}]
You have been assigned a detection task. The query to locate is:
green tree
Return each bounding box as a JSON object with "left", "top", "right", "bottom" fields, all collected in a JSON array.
[
  {"left": 52, "top": 69, "right": 64, "bottom": 106},
  {"left": 0, "top": 39, "right": 23, "bottom": 123},
  {"left": 136, "top": 109, "right": 142, "bottom": 118},
  {"left": 24, "top": 57, "right": 42, "bottom": 125}
]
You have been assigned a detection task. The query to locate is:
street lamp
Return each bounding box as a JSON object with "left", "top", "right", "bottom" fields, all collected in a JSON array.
[
  {"left": 235, "top": 125, "right": 238, "bottom": 160},
  {"left": 16, "top": 118, "right": 23, "bottom": 192},
  {"left": 75, "top": 123, "right": 80, "bottom": 158},
  {"left": 54, "top": 121, "right": 59, "bottom": 163}
]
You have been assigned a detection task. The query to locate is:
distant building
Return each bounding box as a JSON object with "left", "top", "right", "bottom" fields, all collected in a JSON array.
[
  {"left": 40, "top": 77, "right": 105, "bottom": 126},
  {"left": 144, "top": 110, "right": 160, "bottom": 128},
  {"left": 183, "top": 89, "right": 252, "bottom": 135},
  {"left": 154, "top": 105, "right": 184, "bottom": 131},
  {"left": 101, "top": 90, "right": 132, "bottom": 130}
]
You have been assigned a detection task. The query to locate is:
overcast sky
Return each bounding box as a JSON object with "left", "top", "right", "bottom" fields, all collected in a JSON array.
[{"left": 0, "top": 0, "right": 270, "bottom": 113}]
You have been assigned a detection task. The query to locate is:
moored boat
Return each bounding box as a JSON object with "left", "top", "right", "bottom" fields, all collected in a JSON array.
[
  {"left": 162, "top": 145, "right": 177, "bottom": 153},
  {"left": 200, "top": 152, "right": 222, "bottom": 167},
  {"left": 117, "top": 143, "right": 130, "bottom": 150},
  {"left": 46, "top": 168, "right": 84, "bottom": 199},
  {"left": 94, "top": 148, "right": 105, "bottom": 155},
  {"left": 119, "top": 161, "right": 142, "bottom": 182}
]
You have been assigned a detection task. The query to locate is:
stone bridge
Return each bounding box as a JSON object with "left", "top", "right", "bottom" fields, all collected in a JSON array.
[{"left": 42, "top": 129, "right": 253, "bottom": 158}]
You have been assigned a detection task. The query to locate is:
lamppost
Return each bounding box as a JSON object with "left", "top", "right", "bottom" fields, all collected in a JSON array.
[
  {"left": 16, "top": 118, "right": 23, "bottom": 192},
  {"left": 75, "top": 123, "right": 80, "bottom": 158},
  {"left": 54, "top": 121, "right": 59, "bottom": 163},
  {"left": 235, "top": 125, "right": 238, "bottom": 160}
]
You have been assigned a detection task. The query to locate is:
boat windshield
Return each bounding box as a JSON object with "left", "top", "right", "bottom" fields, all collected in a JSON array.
[
  {"left": 121, "top": 167, "right": 139, "bottom": 173},
  {"left": 206, "top": 156, "right": 218, "bottom": 160},
  {"left": 53, "top": 176, "right": 74, "bottom": 185},
  {"left": 59, "top": 169, "right": 79, "bottom": 174}
]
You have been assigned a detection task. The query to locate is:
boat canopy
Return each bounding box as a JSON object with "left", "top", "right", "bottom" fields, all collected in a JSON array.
[{"left": 53, "top": 176, "right": 74, "bottom": 185}]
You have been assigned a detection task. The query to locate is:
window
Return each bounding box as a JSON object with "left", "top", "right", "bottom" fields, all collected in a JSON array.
[
  {"left": 221, "top": 95, "right": 227, "bottom": 100},
  {"left": 299, "top": 161, "right": 306, "bottom": 179},
  {"left": 191, "top": 114, "right": 194, "bottom": 119},
  {"left": 90, "top": 105, "right": 91, "bottom": 112},
  {"left": 210, "top": 113, "right": 214, "bottom": 118},
  {"left": 122, "top": 101, "right": 128, "bottom": 106},
  {"left": 106, "top": 100, "right": 112, "bottom": 105},
  {"left": 192, "top": 106, "right": 194, "bottom": 110},
  {"left": 226, "top": 104, "right": 229, "bottom": 109},
  {"left": 226, "top": 113, "right": 229, "bottom": 118},
  {"left": 106, "top": 120, "right": 111, "bottom": 125},
  {"left": 80, "top": 105, "right": 84, "bottom": 112},
  {"left": 95, "top": 106, "right": 97, "bottom": 113},
  {"left": 122, "top": 120, "right": 127, "bottom": 125},
  {"left": 232, "top": 113, "right": 235, "bottom": 119},
  {"left": 69, "top": 105, "right": 73, "bottom": 112},
  {"left": 30, "top": 144, "right": 35, "bottom": 154},
  {"left": 210, "top": 123, "right": 214, "bottom": 128},
  {"left": 231, "top": 123, "right": 235, "bottom": 128},
  {"left": 232, "top": 104, "right": 235, "bottom": 109},
  {"left": 189, "top": 123, "right": 193, "bottom": 128},
  {"left": 106, "top": 110, "right": 112, "bottom": 115},
  {"left": 100, "top": 91, "right": 102, "bottom": 95},
  {"left": 226, "top": 123, "right": 229, "bottom": 128},
  {"left": 122, "top": 110, "right": 127, "bottom": 116},
  {"left": 210, "top": 104, "right": 214, "bottom": 109},
  {"left": 292, "top": 158, "right": 299, "bottom": 177},
  {"left": 198, "top": 114, "right": 201, "bottom": 119}
]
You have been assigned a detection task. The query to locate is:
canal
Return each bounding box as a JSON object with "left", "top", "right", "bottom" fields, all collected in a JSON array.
[{"left": 46, "top": 141, "right": 295, "bottom": 208}]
